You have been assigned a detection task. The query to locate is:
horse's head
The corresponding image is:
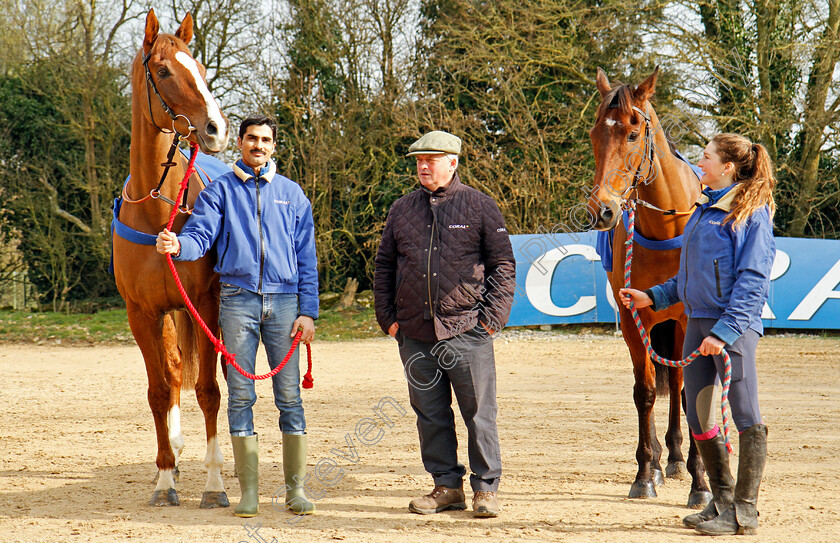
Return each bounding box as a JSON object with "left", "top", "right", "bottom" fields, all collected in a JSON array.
[
  {"left": 586, "top": 67, "right": 659, "bottom": 230},
  {"left": 135, "top": 9, "right": 229, "bottom": 153}
]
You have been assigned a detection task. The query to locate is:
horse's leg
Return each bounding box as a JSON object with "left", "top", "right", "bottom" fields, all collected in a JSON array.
[
  {"left": 664, "top": 364, "right": 686, "bottom": 480},
  {"left": 649, "top": 320, "right": 677, "bottom": 485},
  {"left": 191, "top": 298, "right": 229, "bottom": 509},
  {"left": 623, "top": 319, "right": 658, "bottom": 499},
  {"left": 683, "top": 387, "right": 712, "bottom": 509},
  {"left": 162, "top": 313, "right": 185, "bottom": 483},
  {"left": 647, "top": 411, "right": 664, "bottom": 486},
  {"left": 126, "top": 303, "right": 181, "bottom": 506},
  {"left": 669, "top": 318, "right": 712, "bottom": 508}
]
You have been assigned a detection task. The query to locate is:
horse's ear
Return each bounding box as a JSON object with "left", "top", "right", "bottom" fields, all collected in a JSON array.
[
  {"left": 143, "top": 9, "right": 160, "bottom": 53},
  {"left": 596, "top": 68, "right": 612, "bottom": 98},
  {"left": 175, "top": 13, "right": 194, "bottom": 45},
  {"left": 634, "top": 66, "right": 660, "bottom": 104}
]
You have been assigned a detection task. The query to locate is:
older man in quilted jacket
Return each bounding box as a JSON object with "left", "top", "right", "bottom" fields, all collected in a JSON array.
[{"left": 374, "top": 130, "right": 516, "bottom": 518}]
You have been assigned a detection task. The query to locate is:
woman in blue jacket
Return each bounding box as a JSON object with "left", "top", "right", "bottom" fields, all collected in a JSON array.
[{"left": 620, "top": 133, "right": 775, "bottom": 536}]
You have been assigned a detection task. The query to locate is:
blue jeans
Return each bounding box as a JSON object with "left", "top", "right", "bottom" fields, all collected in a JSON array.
[{"left": 219, "top": 285, "right": 306, "bottom": 436}]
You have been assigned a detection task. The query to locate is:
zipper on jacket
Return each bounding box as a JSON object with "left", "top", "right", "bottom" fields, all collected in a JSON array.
[
  {"left": 714, "top": 259, "right": 722, "bottom": 297},
  {"left": 682, "top": 206, "right": 708, "bottom": 316},
  {"left": 219, "top": 231, "right": 231, "bottom": 265},
  {"left": 255, "top": 177, "right": 266, "bottom": 293}
]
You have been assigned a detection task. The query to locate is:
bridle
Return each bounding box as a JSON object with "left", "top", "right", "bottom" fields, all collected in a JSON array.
[
  {"left": 612, "top": 103, "right": 693, "bottom": 217},
  {"left": 122, "top": 49, "right": 199, "bottom": 212},
  {"left": 142, "top": 50, "right": 195, "bottom": 137}
]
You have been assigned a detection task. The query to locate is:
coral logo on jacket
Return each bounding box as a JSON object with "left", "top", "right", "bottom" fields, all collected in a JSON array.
[
  {"left": 274, "top": 199, "right": 290, "bottom": 205},
  {"left": 449, "top": 224, "right": 469, "bottom": 229}
]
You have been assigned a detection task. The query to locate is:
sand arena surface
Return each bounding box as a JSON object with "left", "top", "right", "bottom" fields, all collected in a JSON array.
[{"left": 0, "top": 333, "right": 838, "bottom": 542}]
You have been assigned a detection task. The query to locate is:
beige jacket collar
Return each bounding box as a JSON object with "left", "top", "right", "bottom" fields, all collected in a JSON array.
[
  {"left": 696, "top": 183, "right": 742, "bottom": 212},
  {"left": 234, "top": 159, "right": 276, "bottom": 184}
]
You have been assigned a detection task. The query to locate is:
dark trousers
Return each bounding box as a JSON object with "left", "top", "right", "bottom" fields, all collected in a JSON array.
[
  {"left": 397, "top": 325, "right": 502, "bottom": 492},
  {"left": 683, "top": 317, "right": 763, "bottom": 436}
]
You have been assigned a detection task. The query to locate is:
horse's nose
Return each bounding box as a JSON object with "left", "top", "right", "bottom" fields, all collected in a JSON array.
[
  {"left": 600, "top": 206, "right": 614, "bottom": 225},
  {"left": 206, "top": 120, "right": 218, "bottom": 136}
]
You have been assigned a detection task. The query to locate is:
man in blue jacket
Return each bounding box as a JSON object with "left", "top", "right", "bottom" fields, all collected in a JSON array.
[{"left": 156, "top": 115, "right": 318, "bottom": 518}]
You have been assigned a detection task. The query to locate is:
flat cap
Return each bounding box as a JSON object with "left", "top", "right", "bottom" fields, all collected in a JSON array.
[{"left": 406, "top": 130, "right": 461, "bottom": 156}]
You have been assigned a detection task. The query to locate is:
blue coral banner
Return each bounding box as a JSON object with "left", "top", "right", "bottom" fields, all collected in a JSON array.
[{"left": 507, "top": 231, "right": 840, "bottom": 329}]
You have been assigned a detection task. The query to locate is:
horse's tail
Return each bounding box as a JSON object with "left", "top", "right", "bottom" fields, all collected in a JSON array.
[
  {"left": 176, "top": 310, "right": 200, "bottom": 391},
  {"left": 654, "top": 363, "right": 670, "bottom": 397},
  {"left": 650, "top": 320, "right": 678, "bottom": 397}
]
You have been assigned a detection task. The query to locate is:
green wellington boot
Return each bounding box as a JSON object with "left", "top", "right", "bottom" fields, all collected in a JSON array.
[
  {"left": 696, "top": 424, "right": 768, "bottom": 536},
  {"left": 231, "top": 434, "right": 260, "bottom": 517},
  {"left": 684, "top": 431, "right": 735, "bottom": 528},
  {"left": 283, "top": 434, "right": 316, "bottom": 514}
]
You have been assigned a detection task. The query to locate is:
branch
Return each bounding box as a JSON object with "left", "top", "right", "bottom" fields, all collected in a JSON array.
[{"left": 38, "top": 174, "right": 92, "bottom": 233}]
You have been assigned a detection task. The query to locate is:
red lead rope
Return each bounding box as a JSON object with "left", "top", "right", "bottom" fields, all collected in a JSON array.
[{"left": 163, "top": 143, "right": 313, "bottom": 387}]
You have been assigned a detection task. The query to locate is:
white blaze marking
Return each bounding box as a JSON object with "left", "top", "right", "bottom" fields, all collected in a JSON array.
[
  {"left": 167, "top": 405, "right": 184, "bottom": 464},
  {"left": 605, "top": 119, "right": 619, "bottom": 127},
  {"left": 204, "top": 436, "right": 226, "bottom": 492},
  {"left": 175, "top": 51, "right": 227, "bottom": 136}
]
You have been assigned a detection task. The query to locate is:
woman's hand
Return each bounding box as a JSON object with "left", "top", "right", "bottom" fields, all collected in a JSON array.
[
  {"left": 699, "top": 335, "right": 725, "bottom": 356},
  {"left": 618, "top": 288, "right": 652, "bottom": 310}
]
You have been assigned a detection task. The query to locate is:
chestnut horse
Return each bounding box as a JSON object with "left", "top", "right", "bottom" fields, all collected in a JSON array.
[
  {"left": 112, "top": 10, "right": 230, "bottom": 507},
  {"left": 587, "top": 67, "right": 711, "bottom": 508}
]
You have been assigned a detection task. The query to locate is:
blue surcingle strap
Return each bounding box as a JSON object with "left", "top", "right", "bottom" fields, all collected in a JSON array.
[
  {"left": 594, "top": 212, "right": 685, "bottom": 273},
  {"left": 623, "top": 209, "right": 684, "bottom": 250},
  {"left": 111, "top": 197, "right": 158, "bottom": 246}
]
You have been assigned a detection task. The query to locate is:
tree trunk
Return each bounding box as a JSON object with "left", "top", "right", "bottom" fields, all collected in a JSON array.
[
  {"left": 788, "top": 0, "right": 840, "bottom": 236},
  {"left": 336, "top": 277, "right": 359, "bottom": 310}
]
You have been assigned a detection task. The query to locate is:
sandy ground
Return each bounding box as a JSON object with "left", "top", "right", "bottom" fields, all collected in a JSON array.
[{"left": 0, "top": 333, "right": 838, "bottom": 543}]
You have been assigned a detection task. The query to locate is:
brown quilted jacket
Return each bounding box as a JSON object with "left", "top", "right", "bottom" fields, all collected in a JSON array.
[{"left": 374, "top": 173, "right": 516, "bottom": 342}]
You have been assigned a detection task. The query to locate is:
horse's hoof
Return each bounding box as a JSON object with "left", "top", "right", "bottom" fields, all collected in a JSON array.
[
  {"left": 652, "top": 469, "right": 664, "bottom": 487},
  {"left": 666, "top": 461, "right": 688, "bottom": 480},
  {"left": 200, "top": 491, "right": 230, "bottom": 509},
  {"left": 149, "top": 489, "right": 180, "bottom": 507},
  {"left": 629, "top": 481, "right": 657, "bottom": 498},
  {"left": 687, "top": 490, "right": 713, "bottom": 509}
]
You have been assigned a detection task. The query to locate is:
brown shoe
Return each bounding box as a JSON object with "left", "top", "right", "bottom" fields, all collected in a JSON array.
[
  {"left": 408, "top": 485, "right": 466, "bottom": 514},
  {"left": 472, "top": 491, "right": 500, "bottom": 518}
]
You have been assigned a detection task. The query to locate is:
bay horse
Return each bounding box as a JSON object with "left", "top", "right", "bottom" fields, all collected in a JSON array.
[
  {"left": 586, "top": 67, "right": 712, "bottom": 508},
  {"left": 112, "top": 9, "right": 230, "bottom": 507}
]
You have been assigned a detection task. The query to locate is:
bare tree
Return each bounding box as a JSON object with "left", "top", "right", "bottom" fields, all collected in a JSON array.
[{"left": 649, "top": 0, "right": 840, "bottom": 237}]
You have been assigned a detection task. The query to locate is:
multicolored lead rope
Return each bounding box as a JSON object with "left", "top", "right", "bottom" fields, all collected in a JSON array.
[{"left": 623, "top": 200, "right": 733, "bottom": 453}]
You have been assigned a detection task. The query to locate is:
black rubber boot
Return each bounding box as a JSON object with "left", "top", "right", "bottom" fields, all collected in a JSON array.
[
  {"left": 696, "top": 424, "right": 767, "bottom": 536},
  {"left": 683, "top": 430, "right": 735, "bottom": 528}
]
